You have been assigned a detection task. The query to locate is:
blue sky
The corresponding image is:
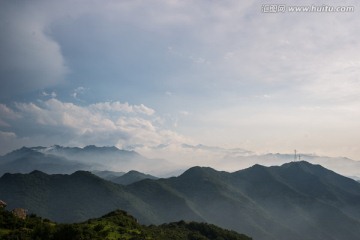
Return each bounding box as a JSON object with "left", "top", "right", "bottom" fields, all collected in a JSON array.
[{"left": 1, "top": 0, "right": 360, "bottom": 163}]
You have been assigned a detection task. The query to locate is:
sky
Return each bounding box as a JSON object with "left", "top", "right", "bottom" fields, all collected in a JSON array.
[{"left": 1, "top": 0, "right": 360, "bottom": 163}]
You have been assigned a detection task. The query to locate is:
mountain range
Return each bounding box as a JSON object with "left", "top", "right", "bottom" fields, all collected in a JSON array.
[
  {"left": 0, "top": 145, "right": 179, "bottom": 177},
  {"left": 2, "top": 145, "right": 360, "bottom": 180},
  {"left": 1, "top": 161, "right": 360, "bottom": 240},
  {"left": 220, "top": 152, "right": 360, "bottom": 180},
  {"left": 91, "top": 169, "right": 158, "bottom": 185}
]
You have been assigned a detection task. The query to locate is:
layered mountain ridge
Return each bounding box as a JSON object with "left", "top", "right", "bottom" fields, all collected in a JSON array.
[
  {"left": 2, "top": 145, "right": 360, "bottom": 179},
  {"left": 0, "top": 145, "right": 176, "bottom": 176},
  {"left": 1, "top": 161, "right": 360, "bottom": 240}
]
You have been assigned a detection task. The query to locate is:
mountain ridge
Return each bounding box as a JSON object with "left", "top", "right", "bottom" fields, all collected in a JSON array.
[
  {"left": 0, "top": 145, "right": 175, "bottom": 176},
  {"left": 2, "top": 145, "right": 360, "bottom": 179},
  {"left": 1, "top": 161, "right": 360, "bottom": 240},
  {"left": 112, "top": 170, "right": 158, "bottom": 185}
]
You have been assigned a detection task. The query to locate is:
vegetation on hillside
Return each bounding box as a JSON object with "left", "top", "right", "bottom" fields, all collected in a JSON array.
[
  {"left": 2, "top": 161, "right": 360, "bottom": 240},
  {"left": 0, "top": 207, "right": 251, "bottom": 240}
]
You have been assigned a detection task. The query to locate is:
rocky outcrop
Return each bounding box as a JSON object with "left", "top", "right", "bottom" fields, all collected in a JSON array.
[
  {"left": 0, "top": 200, "right": 6, "bottom": 208},
  {"left": 12, "top": 208, "right": 28, "bottom": 220}
]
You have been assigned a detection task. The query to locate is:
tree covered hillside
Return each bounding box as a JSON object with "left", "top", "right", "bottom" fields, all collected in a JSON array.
[{"left": 0, "top": 207, "right": 251, "bottom": 240}]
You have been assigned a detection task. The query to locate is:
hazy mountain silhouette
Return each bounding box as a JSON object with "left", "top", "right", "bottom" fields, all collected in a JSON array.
[
  {"left": 91, "top": 170, "right": 125, "bottom": 181},
  {"left": 3, "top": 145, "right": 360, "bottom": 179},
  {"left": 112, "top": 170, "right": 158, "bottom": 185},
  {"left": 0, "top": 145, "right": 174, "bottom": 176},
  {"left": 0, "top": 147, "right": 89, "bottom": 175},
  {"left": 1, "top": 161, "right": 360, "bottom": 240},
  {"left": 219, "top": 152, "right": 360, "bottom": 180}
]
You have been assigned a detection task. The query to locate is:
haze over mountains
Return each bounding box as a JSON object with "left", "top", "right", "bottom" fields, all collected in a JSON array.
[
  {"left": 0, "top": 145, "right": 180, "bottom": 177},
  {"left": 1, "top": 145, "right": 359, "bottom": 239},
  {"left": 1, "top": 145, "right": 360, "bottom": 179},
  {"left": 1, "top": 161, "right": 360, "bottom": 240}
]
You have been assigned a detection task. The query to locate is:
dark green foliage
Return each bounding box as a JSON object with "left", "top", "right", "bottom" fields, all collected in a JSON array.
[
  {"left": 0, "top": 208, "right": 52, "bottom": 240},
  {"left": 0, "top": 208, "right": 251, "bottom": 240},
  {"left": 145, "top": 221, "right": 250, "bottom": 240}
]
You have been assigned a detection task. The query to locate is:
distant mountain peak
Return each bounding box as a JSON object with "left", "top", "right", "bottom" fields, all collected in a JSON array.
[
  {"left": 0, "top": 145, "right": 165, "bottom": 177},
  {"left": 180, "top": 166, "right": 219, "bottom": 179},
  {"left": 182, "top": 166, "right": 214, "bottom": 173},
  {"left": 251, "top": 163, "right": 266, "bottom": 168},
  {"left": 281, "top": 160, "right": 315, "bottom": 167},
  {"left": 13, "top": 146, "right": 36, "bottom": 154},
  {"left": 112, "top": 170, "right": 158, "bottom": 185},
  {"left": 30, "top": 144, "right": 126, "bottom": 152},
  {"left": 29, "top": 170, "right": 48, "bottom": 176},
  {"left": 71, "top": 170, "right": 97, "bottom": 177},
  {"left": 2, "top": 147, "right": 41, "bottom": 159},
  {"left": 240, "top": 163, "right": 267, "bottom": 172},
  {"left": 83, "top": 145, "right": 119, "bottom": 151},
  {"left": 280, "top": 161, "right": 326, "bottom": 173}
]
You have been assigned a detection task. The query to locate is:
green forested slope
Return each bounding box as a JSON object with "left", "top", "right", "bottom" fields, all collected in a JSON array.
[
  {"left": 1, "top": 161, "right": 360, "bottom": 240},
  {"left": 0, "top": 208, "right": 251, "bottom": 240}
]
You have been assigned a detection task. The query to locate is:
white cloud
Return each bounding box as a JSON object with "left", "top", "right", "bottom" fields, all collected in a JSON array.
[
  {"left": 42, "top": 91, "right": 57, "bottom": 98},
  {"left": 0, "top": 104, "right": 20, "bottom": 120},
  {"left": 0, "top": 103, "right": 21, "bottom": 128},
  {"left": 2, "top": 99, "right": 187, "bottom": 153},
  {"left": 134, "top": 104, "right": 156, "bottom": 116},
  {"left": 71, "top": 87, "right": 86, "bottom": 100},
  {"left": 89, "top": 102, "right": 155, "bottom": 116}
]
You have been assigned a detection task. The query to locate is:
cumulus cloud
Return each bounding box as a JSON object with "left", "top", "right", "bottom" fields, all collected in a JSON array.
[
  {"left": 0, "top": 99, "right": 188, "bottom": 154},
  {"left": 0, "top": 103, "right": 21, "bottom": 128},
  {"left": 0, "top": 104, "right": 20, "bottom": 120}
]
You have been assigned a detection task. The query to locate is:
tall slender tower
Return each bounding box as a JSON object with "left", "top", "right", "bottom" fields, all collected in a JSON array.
[{"left": 294, "top": 149, "right": 297, "bottom": 161}]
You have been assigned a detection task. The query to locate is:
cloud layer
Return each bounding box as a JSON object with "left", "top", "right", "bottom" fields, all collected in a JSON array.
[{"left": 0, "top": 99, "right": 188, "bottom": 155}]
